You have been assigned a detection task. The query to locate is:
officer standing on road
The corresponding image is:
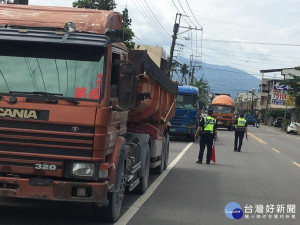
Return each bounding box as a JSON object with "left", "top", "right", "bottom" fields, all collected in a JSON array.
[
  {"left": 195, "top": 109, "right": 217, "bottom": 164},
  {"left": 234, "top": 113, "right": 248, "bottom": 152}
]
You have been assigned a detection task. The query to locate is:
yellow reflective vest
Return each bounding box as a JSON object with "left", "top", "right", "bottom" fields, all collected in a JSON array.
[
  {"left": 203, "top": 116, "right": 216, "bottom": 133},
  {"left": 235, "top": 118, "right": 247, "bottom": 130}
]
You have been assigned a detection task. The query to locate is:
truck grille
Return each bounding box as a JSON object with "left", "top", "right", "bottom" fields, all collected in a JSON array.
[{"left": 0, "top": 120, "right": 94, "bottom": 158}]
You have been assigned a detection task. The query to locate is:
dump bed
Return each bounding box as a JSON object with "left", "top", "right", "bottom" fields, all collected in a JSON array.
[{"left": 128, "top": 50, "right": 178, "bottom": 124}]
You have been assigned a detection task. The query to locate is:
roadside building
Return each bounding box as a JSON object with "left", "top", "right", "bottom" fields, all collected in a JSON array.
[
  {"left": 260, "top": 68, "right": 299, "bottom": 124},
  {"left": 134, "top": 45, "right": 166, "bottom": 68}
]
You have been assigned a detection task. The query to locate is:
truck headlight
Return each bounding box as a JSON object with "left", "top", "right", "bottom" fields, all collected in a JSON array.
[{"left": 72, "top": 163, "right": 95, "bottom": 177}]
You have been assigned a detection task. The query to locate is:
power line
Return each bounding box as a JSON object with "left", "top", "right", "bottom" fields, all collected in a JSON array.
[
  {"left": 171, "top": 0, "right": 190, "bottom": 26},
  {"left": 202, "top": 38, "right": 300, "bottom": 47},
  {"left": 190, "top": 16, "right": 300, "bottom": 34},
  {"left": 133, "top": 35, "right": 165, "bottom": 59},
  {"left": 177, "top": 0, "right": 197, "bottom": 28},
  {"left": 202, "top": 51, "right": 299, "bottom": 68},
  {"left": 132, "top": 0, "right": 170, "bottom": 46},
  {"left": 142, "top": 0, "right": 171, "bottom": 38},
  {"left": 201, "top": 46, "right": 300, "bottom": 62}
]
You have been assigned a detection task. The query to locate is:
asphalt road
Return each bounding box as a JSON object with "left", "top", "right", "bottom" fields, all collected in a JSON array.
[
  {"left": 123, "top": 125, "right": 300, "bottom": 225},
  {"left": 0, "top": 125, "right": 299, "bottom": 225}
]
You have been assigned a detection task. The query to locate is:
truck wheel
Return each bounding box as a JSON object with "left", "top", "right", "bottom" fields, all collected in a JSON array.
[
  {"left": 163, "top": 134, "right": 169, "bottom": 170},
  {"left": 135, "top": 145, "right": 150, "bottom": 194},
  {"left": 94, "top": 155, "right": 127, "bottom": 222}
]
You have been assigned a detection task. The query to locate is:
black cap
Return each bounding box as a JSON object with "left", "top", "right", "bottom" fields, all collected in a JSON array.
[
  {"left": 240, "top": 113, "right": 244, "bottom": 117},
  {"left": 208, "top": 109, "right": 213, "bottom": 115}
]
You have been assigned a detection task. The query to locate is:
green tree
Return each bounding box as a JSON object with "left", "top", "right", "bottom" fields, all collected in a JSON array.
[
  {"left": 72, "top": 1, "right": 135, "bottom": 49},
  {"left": 120, "top": 8, "right": 135, "bottom": 50},
  {"left": 73, "top": 0, "right": 116, "bottom": 10},
  {"left": 190, "top": 77, "right": 209, "bottom": 103}
]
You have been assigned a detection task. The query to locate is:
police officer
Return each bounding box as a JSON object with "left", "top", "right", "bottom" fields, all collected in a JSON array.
[
  {"left": 234, "top": 113, "right": 248, "bottom": 152},
  {"left": 195, "top": 109, "right": 217, "bottom": 164}
]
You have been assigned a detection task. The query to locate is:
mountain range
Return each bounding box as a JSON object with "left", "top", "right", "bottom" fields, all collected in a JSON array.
[{"left": 173, "top": 57, "right": 261, "bottom": 99}]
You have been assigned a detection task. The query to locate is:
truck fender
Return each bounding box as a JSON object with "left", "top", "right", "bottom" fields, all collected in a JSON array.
[{"left": 107, "top": 136, "right": 127, "bottom": 188}]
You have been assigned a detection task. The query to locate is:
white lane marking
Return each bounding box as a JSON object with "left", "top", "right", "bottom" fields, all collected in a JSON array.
[
  {"left": 115, "top": 142, "right": 194, "bottom": 225},
  {"left": 293, "top": 162, "right": 300, "bottom": 168},
  {"left": 271, "top": 148, "right": 280, "bottom": 153}
]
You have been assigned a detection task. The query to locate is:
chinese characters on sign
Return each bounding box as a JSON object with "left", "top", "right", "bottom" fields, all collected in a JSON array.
[
  {"left": 244, "top": 204, "right": 296, "bottom": 220},
  {"left": 272, "top": 80, "right": 288, "bottom": 105}
]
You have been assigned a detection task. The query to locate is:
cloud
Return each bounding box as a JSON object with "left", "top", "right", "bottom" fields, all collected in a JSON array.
[{"left": 28, "top": 0, "right": 300, "bottom": 79}]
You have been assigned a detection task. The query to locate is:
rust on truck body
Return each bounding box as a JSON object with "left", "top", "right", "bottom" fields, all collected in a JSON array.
[
  {"left": 0, "top": 4, "right": 177, "bottom": 221},
  {"left": 0, "top": 4, "right": 122, "bottom": 34}
]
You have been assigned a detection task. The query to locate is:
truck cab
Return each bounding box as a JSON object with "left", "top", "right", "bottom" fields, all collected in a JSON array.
[
  {"left": 170, "top": 85, "right": 199, "bottom": 141},
  {"left": 0, "top": 5, "right": 177, "bottom": 222}
]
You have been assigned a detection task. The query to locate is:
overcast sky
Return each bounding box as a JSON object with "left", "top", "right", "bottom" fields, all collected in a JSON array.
[{"left": 29, "top": 0, "right": 300, "bottom": 80}]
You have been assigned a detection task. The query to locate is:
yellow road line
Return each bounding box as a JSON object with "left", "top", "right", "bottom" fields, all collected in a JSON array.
[
  {"left": 293, "top": 162, "right": 300, "bottom": 168},
  {"left": 248, "top": 132, "right": 267, "bottom": 144},
  {"left": 271, "top": 148, "right": 280, "bottom": 153}
]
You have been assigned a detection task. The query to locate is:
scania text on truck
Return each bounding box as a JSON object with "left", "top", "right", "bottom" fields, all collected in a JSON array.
[
  {"left": 170, "top": 85, "right": 199, "bottom": 141},
  {"left": 0, "top": 4, "right": 177, "bottom": 222}
]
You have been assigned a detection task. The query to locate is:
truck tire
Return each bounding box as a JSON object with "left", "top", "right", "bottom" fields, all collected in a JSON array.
[
  {"left": 94, "top": 151, "right": 128, "bottom": 222},
  {"left": 135, "top": 145, "right": 150, "bottom": 194}
]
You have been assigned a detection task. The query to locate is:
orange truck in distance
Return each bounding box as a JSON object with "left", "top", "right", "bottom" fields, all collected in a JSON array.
[
  {"left": 209, "top": 94, "right": 236, "bottom": 131},
  {"left": 0, "top": 4, "right": 177, "bottom": 222}
]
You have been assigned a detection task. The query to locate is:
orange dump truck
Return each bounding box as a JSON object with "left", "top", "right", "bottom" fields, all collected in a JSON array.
[
  {"left": 209, "top": 95, "right": 235, "bottom": 130},
  {"left": 0, "top": 4, "right": 177, "bottom": 222}
]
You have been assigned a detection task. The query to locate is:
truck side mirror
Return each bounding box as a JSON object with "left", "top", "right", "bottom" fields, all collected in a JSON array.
[
  {"left": 119, "top": 75, "right": 137, "bottom": 109},
  {"left": 121, "top": 63, "right": 135, "bottom": 75}
]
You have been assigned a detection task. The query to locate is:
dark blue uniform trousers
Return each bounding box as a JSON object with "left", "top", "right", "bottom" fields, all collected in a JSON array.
[
  {"left": 198, "top": 134, "right": 214, "bottom": 163},
  {"left": 234, "top": 131, "right": 245, "bottom": 151}
]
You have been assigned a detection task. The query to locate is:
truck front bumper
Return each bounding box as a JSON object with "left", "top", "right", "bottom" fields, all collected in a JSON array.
[
  {"left": 0, "top": 176, "right": 108, "bottom": 203},
  {"left": 170, "top": 127, "right": 196, "bottom": 135}
]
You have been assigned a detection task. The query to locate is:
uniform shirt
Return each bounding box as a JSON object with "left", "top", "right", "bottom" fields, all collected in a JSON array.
[
  {"left": 199, "top": 116, "right": 217, "bottom": 133},
  {"left": 234, "top": 117, "right": 248, "bottom": 131}
]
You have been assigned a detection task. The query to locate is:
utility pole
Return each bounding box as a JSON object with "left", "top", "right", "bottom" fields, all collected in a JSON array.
[
  {"left": 167, "top": 13, "right": 203, "bottom": 78},
  {"left": 167, "top": 13, "right": 181, "bottom": 77},
  {"left": 189, "top": 55, "right": 201, "bottom": 84}
]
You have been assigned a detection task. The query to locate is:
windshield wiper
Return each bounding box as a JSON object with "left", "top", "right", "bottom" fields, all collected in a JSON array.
[
  {"left": 9, "top": 91, "right": 79, "bottom": 105},
  {"left": 9, "top": 91, "right": 62, "bottom": 96},
  {"left": 32, "top": 91, "right": 63, "bottom": 96}
]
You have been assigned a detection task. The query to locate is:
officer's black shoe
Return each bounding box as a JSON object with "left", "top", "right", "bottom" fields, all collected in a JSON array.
[
  {"left": 234, "top": 149, "right": 237, "bottom": 151},
  {"left": 206, "top": 161, "right": 210, "bottom": 164},
  {"left": 196, "top": 160, "right": 202, "bottom": 164}
]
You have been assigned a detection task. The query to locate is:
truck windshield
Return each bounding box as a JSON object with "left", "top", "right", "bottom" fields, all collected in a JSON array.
[
  {"left": 0, "top": 41, "right": 105, "bottom": 101},
  {"left": 176, "top": 94, "right": 197, "bottom": 109},
  {"left": 211, "top": 105, "right": 232, "bottom": 114}
]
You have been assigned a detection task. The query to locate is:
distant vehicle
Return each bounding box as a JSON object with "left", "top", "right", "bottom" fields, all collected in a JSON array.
[
  {"left": 273, "top": 117, "right": 283, "bottom": 127},
  {"left": 286, "top": 122, "right": 300, "bottom": 134},
  {"left": 245, "top": 114, "right": 257, "bottom": 126},
  {"left": 209, "top": 95, "right": 235, "bottom": 131},
  {"left": 170, "top": 85, "right": 199, "bottom": 141}
]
